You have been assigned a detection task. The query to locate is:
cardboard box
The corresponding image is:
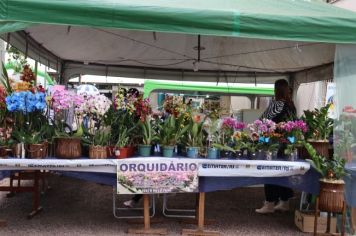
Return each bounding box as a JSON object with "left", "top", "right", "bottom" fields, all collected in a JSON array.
[{"left": 295, "top": 210, "right": 337, "bottom": 233}]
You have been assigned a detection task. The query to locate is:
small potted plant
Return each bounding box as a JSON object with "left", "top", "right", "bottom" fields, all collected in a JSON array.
[
  {"left": 205, "top": 118, "right": 220, "bottom": 159},
  {"left": 303, "top": 104, "right": 333, "bottom": 158},
  {"left": 279, "top": 120, "right": 308, "bottom": 161},
  {"left": 138, "top": 116, "right": 159, "bottom": 157},
  {"left": 184, "top": 114, "right": 206, "bottom": 158},
  {"left": 218, "top": 118, "right": 244, "bottom": 158},
  {"left": 158, "top": 114, "right": 189, "bottom": 157},
  {"left": 50, "top": 89, "right": 86, "bottom": 159},
  {"left": 213, "top": 131, "right": 248, "bottom": 159},
  {"left": 247, "top": 119, "right": 276, "bottom": 160},
  {"left": 115, "top": 127, "right": 130, "bottom": 159},
  {"left": 88, "top": 129, "right": 110, "bottom": 159},
  {"left": 305, "top": 143, "right": 347, "bottom": 213}
]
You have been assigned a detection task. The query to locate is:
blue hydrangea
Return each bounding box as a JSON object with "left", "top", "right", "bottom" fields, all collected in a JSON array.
[{"left": 5, "top": 91, "right": 46, "bottom": 113}]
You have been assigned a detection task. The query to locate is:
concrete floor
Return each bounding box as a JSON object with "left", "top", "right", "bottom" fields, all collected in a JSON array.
[{"left": 0, "top": 174, "right": 309, "bottom": 236}]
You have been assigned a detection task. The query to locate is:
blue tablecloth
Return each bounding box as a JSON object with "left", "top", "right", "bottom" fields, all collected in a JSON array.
[
  {"left": 345, "top": 161, "right": 356, "bottom": 207},
  {"left": 59, "top": 168, "right": 321, "bottom": 195},
  {"left": 199, "top": 167, "right": 320, "bottom": 194}
]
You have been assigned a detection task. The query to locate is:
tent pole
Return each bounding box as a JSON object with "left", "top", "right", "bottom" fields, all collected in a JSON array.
[{"left": 34, "top": 61, "right": 38, "bottom": 86}]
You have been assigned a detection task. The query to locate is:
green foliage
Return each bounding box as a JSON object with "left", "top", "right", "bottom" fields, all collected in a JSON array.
[
  {"left": 303, "top": 104, "right": 333, "bottom": 141},
  {"left": 304, "top": 142, "right": 347, "bottom": 180},
  {"left": 206, "top": 118, "right": 219, "bottom": 144},
  {"left": 139, "top": 117, "right": 159, "bottom": 145},
  {"left": 246, "top": 142, "right": 259, "bottom": 153},
  {"left": 212, "top": 143, "right": 235, "bottom": 152},
  {"left": 158, "top": 115, "right": 189, "bottom": 147},
  {"left": 92, "top": 129, "right": 111, "bottom": 146},
  {"left": 7, "top": 46, "right": 27, "bottom": 73},
  {"left": 81, "top": 127, "right": 111, "bottom": 146},
  {"left": 103, "top": 105, "right": 115, "bottom": 127},
  {"left": 116, "top": 127, "right": 129, "bottom": 148},
  {"left": 1, "top": 62, "right": 13, "bottom": 94},
  {"left": 184, "top": 116, "right": 206, "bottom": 147},
  {"left": 11, "top": 124, "right": 48, "bottom": 145},
  {"left": 111, "top": 111, "right": 138, "bottom": 145}
]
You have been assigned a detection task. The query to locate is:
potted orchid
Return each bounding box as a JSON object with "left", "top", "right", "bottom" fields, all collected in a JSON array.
[
  {"left": 158, "top": 114, "right": 189, "bottom": 157},
  {"left": 5, "top": 86, "right": 48, "bottom": 158},
  {"left": 302, "top": 104, "right": 333, "bottom": 158},
  {"left": 218, "top": 117, "right": 245, "bottom": 158},
  {"left": 247, "top": 119, "right": 276, "bottom": 160},
  {"left": 205, "top": 118, "right": 220, "bottom": 159},
  {"left": 115, "top": 127, "right": 130, "bottom": 159},
  {"left": 113, "top": 91, "right": 145, "bottom": 156},
  {"left": 81, "top": 94, "right": 112, "bottom": 159},
  {"left": 213, "top": 119, "right": 246, "bottom": 159},
  {"left": 138, "top": 116, "right": 159, "bottom": 157},
  {"left": 184, "top": 114, "right": 206, "bottom": 158},
  {"left": 279, "top": 120, "right": 308, "bottom": 161},
  {"left": 50, "top": 89, "right": 85, "bottom": 159}
]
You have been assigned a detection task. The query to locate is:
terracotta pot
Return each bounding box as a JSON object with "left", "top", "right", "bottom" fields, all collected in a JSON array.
[
  {"left": 55, "top": 137, "right": 82, "bottom": 159},
  {"left": 27, "top": 143, "right": 48, "bottom": 159},
  {"left": 115, "top": 147, "right": 130, "bottom": 159},
  {"left": 319, "top": 179, "right": 345, "bottom": 213},
  {"left": 89, "top": 145, "right": 107, "bottom": 159}
]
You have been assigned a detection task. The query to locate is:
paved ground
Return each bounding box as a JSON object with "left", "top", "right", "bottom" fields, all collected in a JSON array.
[{"left": 0, "top": 174, "right": 309, "bottom": 236}]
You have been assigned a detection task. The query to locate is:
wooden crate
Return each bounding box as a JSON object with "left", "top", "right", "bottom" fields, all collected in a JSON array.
[{"left": 295, "top": 210, "right": 336, "bottom": 233}]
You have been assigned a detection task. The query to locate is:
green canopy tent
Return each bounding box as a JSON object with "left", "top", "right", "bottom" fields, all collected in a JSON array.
[
  {"left": 0, "top": 0, "right": 355, "bottom": 85},
  {"left": 1, "top": 0, "right": 356, "bottom": 42}
]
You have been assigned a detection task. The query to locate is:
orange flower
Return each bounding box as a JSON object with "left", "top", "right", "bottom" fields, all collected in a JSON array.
[{"left": 13, "top": 81, "right": 31, "bottom": 92}]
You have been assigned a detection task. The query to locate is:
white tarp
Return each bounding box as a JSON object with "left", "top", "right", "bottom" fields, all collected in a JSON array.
[{"left": 0, "top": 158, "right": 310, "bottom": 177}]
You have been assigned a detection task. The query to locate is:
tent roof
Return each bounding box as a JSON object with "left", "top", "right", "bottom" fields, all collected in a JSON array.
[
  {"left": 1, "top": 0, "right": 356, "bottom": 43},
  {"left": 0, "top": 0, "right": 351, "bottom": 84}
]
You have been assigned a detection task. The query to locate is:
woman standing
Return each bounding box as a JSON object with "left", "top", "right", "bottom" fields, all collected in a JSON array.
[{"left": 255, "top": 79, "right": 297, "bottom": 214}]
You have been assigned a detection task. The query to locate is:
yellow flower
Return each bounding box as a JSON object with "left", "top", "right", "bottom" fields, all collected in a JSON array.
[{"left": 13, "top": 81, "right": 30, "bottom": 92}]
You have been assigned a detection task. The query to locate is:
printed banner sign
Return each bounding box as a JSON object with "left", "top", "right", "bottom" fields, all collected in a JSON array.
[
  {"left": 116, "top": 158, "right": 199, "bottom": 194},
  {"left": 325, "top": 82, "right": 336, "bottom": 119},
  {"left": 198, "top": 160, "right": 310, "bottom": 177}
]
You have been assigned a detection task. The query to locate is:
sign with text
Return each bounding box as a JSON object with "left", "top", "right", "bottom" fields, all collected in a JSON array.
[
  {"left": 198, "top": 160, "right": 310, "bottom": 177},
  {"left": 116, "top": 158, "right": 199, "bottom": 194}
]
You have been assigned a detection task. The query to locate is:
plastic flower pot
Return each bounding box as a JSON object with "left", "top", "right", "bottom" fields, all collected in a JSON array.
[
  {"left": 247, "top": 151, "right": 257, "bottom": 160},
  {"left": 186, "top": 147, "right": 199, "bottom": 158},
  {"left": 162, "top": 146, "right": 175, "bottom": 157},
  {"left": 138, "top": 144, "right": 152, "bottom": 157},
  {"left": 207, "top": 147, "right": 218, "bottom": 159},
  {"left": 234, "top": 150, "right": 243, "bottom": 159},
  {"left": 115, "top": 147, "right": 130, "bottom": 159},
  {"left": 220, "top": 150, "right": 233, "bottom": 159}
]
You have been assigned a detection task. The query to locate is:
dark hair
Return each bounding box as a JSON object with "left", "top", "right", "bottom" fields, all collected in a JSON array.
[
  {"left": 274, "top": 79, "right": 290, "bottom": 102},
  {"left": 275, "top": 79, "right": 296, "bottom": 111}
]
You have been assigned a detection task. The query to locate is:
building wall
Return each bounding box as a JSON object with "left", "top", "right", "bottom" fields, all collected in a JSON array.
[{"left": 333, "top": 0, "right": 356, "bottom": 11}]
